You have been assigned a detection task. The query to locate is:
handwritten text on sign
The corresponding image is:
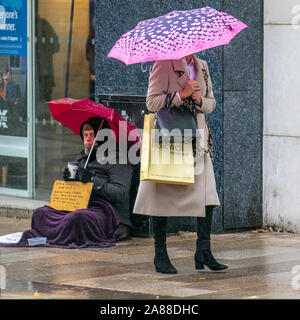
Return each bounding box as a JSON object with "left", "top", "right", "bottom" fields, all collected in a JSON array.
[{"left": 49, "top": 180, "right": 93, "bottom": 212}]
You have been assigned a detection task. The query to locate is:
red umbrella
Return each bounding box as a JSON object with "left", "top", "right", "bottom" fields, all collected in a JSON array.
[{"left": 47, "top": 97, "right": 140, "bottom": 147}]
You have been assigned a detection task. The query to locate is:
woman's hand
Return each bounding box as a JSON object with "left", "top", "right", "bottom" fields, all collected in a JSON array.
[
  {"left": 192, "top": 89, "right": 202, "bottom": 105},
  {"left": 179, "top": 80, "right": 200, "bottom": 100}
]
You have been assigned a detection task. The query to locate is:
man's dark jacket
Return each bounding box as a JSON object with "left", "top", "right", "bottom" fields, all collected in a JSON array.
[{"left": 74, "top": 149, "right": 133, "bottom": 228}]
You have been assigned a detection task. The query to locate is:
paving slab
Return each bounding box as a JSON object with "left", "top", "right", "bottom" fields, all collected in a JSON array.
[{"left": 1, "top": 217, "right": 300, "bottom": 299}]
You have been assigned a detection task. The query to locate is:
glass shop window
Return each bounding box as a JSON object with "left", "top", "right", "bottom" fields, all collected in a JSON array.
[{"left": 34, "top": 0, "right": 95, "bottom": 200}]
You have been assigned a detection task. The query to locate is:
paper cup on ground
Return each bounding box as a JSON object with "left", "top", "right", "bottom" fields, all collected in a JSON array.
[{"left": 68, "top": 161, "right": 79, "bottom": 180}]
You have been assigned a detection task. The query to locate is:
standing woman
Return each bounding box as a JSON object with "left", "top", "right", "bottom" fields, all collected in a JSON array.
[
  {"left": 0, "top": 73, "right": 7, "bottom": 103},
  {"left": 133, "top": 55, "right": 227, "bottom": 274}
]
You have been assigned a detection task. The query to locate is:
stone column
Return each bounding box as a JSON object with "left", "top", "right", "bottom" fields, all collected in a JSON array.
[{"left": 263, "top": 0, "right": 300, "bottom": 232}]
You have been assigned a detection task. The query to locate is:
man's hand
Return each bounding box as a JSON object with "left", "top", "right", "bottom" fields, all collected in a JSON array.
[
  {"left": 78, "top": 169, "right": 94, "bottom": 183},
  {"left": 179, "top": 80, "right": 200, "bottom": 100},
  {"left": 63, "top": 167, "right": 71, "bottom": 181}
]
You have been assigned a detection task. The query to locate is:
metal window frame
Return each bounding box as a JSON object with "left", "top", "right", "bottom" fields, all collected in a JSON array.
[
  {"left": 27, "top": 0, "right": 35, "bottom": 198},
  {"left": 0, "top": 0, "right": 35, "bottom": 198}
]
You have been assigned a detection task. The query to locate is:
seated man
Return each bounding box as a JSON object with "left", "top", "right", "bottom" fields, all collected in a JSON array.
[
  {"left": 72, "top": 117, "right": 133, "bottom": 241},
  {"left": 2, "top": 117, "right": 133, "bottom": 248}
]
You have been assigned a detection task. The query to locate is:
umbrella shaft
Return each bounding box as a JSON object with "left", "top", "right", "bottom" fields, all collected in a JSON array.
[{"left": 84, "top": 119, "right": 105, "bottom": 170}]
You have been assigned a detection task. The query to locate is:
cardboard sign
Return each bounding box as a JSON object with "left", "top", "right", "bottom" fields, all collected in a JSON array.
[{"left": 49, "top": 180, "right": 93, "bottom": 212}]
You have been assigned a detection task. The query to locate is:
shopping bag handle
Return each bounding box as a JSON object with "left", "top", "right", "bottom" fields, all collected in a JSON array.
[{"left": 165, "top": 92, "right": 177, "bottom": 109}]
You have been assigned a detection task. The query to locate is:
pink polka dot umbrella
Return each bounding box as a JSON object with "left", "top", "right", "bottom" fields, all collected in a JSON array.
[{"left": 108, "top": 6, "right": 248, "bottom": 65}]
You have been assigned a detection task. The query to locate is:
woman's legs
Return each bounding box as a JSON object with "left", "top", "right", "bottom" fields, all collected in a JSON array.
[
  {"left": 195, "top": 206, "right": 228, "bottom": 270},
  {"left": 152, "top": 216, "right": 177, "bottom": 274}
]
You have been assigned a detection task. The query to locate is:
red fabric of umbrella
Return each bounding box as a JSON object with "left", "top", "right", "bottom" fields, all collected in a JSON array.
[{"left": 48, "top": 97, "right": 140, "bottom": 146}]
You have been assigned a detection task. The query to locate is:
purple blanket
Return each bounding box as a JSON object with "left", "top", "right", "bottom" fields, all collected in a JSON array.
[{"left": 0, "top": 199, "right": 120, "bottom": 249}]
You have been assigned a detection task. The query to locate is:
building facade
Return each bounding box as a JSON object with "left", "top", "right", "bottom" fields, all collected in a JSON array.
[
  {"left": 0, "top": 0, "right": 298, "bottom": 234},
  {"left": 95, "top": 0, "right": 263, "bottom": 233}
]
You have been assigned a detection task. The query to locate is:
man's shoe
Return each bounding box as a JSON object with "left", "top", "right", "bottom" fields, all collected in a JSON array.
[{"left": 115, "top": 224, "right": 131, "bottom": 241}]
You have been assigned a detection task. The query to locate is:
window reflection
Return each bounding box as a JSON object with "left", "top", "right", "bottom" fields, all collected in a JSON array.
[
  {"left": 0, "top": 62, "right": 27, "bottom": 190},
  {"left": 0, "top": 156, "right": 27, "bottom": 190},
  {"left": 34, "top": 0, "right": 95, "bottom": 200},
  {"left": 0, "top": 65, "right": 27, "bottom": 137},
  {"left": 35, "top": 13, "right": 60, "bottom": 102},
  {"left": 86, "top": 16, "right": 95, "bottom": 101}
]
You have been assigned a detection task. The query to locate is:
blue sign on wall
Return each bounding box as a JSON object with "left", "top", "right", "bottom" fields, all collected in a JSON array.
[{"left": 0, "top": 0, "right": 27, "bottom": 56}]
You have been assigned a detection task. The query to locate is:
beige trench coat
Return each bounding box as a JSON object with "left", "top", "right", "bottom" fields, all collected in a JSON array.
[{"left": 133, "top": 56, "right": 220, "bottom": 217}]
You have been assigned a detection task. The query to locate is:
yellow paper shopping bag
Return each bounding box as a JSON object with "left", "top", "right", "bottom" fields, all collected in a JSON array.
[{"left": 140, "top": 114, "right": 194, "bottom": 185}]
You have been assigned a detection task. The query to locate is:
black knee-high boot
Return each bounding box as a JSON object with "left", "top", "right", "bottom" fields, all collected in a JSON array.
[
  {"left": 195, "top": 206, "right": 228, "bottom": 271},
  {"left": 152, "top": 216, "right": 177, "bottom": 274}
]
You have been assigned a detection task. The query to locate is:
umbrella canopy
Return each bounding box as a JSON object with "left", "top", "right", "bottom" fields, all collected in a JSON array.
[
  {"left": 48, "top": 97, "right": 140, "bottom": 146},
  {"left": 108, "top": 6, "right": 248, "bottom": 65}
]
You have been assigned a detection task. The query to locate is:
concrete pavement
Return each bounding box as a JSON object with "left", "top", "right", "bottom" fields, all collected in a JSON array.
[{"left": 1, "top": 216, "right": 300, "bottom": 299}]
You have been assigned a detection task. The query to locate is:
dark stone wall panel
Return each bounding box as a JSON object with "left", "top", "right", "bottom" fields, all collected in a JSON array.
[
  {"left": 223, "top": 0, "right": 264, "bottom": 91},
  {"left": 223, "top": 90, "right": 263, "bottom": 230}
]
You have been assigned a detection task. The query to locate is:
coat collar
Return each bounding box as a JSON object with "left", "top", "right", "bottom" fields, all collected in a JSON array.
[
  {"left": 171, "top": 55, "right": 206, "bottom": 89},
  {"left": 193, "top": 56, "right": 206, "bottom": 71},
  {"left": 172, "top": 59, "right": 186, "bottom": 73},
  {"left": 171, "top": 55, "right": 206, "bottom": 73}
]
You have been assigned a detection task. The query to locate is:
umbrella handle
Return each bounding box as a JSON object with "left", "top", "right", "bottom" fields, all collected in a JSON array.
[{"left": 83, "top": 119, "right": 105, "bottom": 170}]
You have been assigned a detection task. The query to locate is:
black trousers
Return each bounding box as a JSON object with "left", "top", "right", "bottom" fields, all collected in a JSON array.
[
  {"left": 196, "top": 205, "right": 213, "bottom": 250},
  {"left": 152, "top": 206, "right": 214, "bottom": 252}
]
